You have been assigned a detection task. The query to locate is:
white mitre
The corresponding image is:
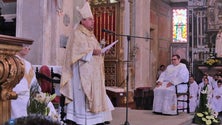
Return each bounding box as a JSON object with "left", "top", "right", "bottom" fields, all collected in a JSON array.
[{"left": 76, "top": 2, "right": 93, "bottom": 19}]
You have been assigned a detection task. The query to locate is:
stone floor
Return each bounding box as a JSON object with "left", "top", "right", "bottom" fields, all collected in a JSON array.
[
  {"left": 58, "top": 107, "right": 222, "bottom": 125},
  {"left": 110, "top": 108, "right": 194, "bottom": 125}
]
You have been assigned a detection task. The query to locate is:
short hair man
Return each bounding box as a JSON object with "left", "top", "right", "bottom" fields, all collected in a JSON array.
[{"left": 153, "top": 54, "right": 189, "bottom": 115}]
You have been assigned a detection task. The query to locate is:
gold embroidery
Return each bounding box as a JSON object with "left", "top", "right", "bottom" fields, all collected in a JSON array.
[{"left": 171, "top": 104, "right": 176, "bottom": 110}]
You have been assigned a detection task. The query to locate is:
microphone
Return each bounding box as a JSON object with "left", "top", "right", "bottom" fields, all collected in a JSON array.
[{"left": 102, "top": 29, "right": 115, "bottom": 34}]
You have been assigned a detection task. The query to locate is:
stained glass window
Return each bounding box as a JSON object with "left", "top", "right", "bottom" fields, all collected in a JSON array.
[{"left": 173, "top": 9, "right": 187, "bottom": 42}]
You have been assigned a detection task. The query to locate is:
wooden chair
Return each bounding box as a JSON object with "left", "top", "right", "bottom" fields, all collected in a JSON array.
[
  {"left": 36, "top": 66, "right": 53, "bottom": 94},
  {"left": 50, "top": 67, "right": 66, "bottom": 123},
  {"left": 175, "top": 82, "right": 190, "bottom": 115},
  {"left": 35, "top": 66, "right": 66, "bottom": 122}
]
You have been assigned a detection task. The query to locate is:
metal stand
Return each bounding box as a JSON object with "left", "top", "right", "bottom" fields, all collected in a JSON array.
[
  {"left": 102, "top": 29, "right": 151, "bottom": 125},
  {"left": 124, "top": 36, "right": 131, "bottom": 125}
]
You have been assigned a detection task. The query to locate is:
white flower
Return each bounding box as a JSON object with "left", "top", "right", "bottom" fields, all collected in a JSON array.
[
  {"left": 34, "top": 92, "right": 56, "bottom": 105},
  {"left": 201, "top": 89, "right": 207, "bottom": 94},
  {"left": 50, "top": 112, "right": 59, "bottom": 121},
  {"left": 204, "top": 112, "right": 209, "bottom": 115},
  {"left": 213, "top": 111, "right": 219, "bottom": 118},
  {"left": 202, "top": 117, "right": 207, "bottom": 121},
  {"left": 34, "top": 92, "right": 47, "bottom": 104},
  {"left": 205, "top": 119, "right": 212, "bottom": 125},
  {"left": 27, "top": 82, "right": 58, "bottom": 118},
  {"left": 197, "top": 113, "right": 204, "bottom": 117},
  {"left": 206, "top": 103, "right": 211, "bottom": 109},
  {"left": 206, "top": 115, "right": 214, "bottom": 120},
  {"left": 206, "top": 103, "right": 219, "bottom": 118},
  {"left": 213, "top": 119, "right": 219, "bottom": 123}
]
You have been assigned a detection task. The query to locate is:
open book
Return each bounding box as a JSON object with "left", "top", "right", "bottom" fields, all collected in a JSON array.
[{"left": 101, "top": 40, "right": 119, "bottom": 53}]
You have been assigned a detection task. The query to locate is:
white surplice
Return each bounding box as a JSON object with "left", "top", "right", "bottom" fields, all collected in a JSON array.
[
  {"left": 11, "top": 56, "right": 37, "bottom": 119},
  {"left": 153, "top": 63, "right": 189, "bottom": 115},
  {"left": 189, "top": 81, "right": 199, "bottom": 112},
  {"left": 212, "top": 85, "right": 222, "bottom": 112}
]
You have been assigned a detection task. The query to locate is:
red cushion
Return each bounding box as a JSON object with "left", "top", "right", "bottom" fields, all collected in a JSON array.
[{"left": 52, "top": 96, "right": 60, "bottom": 104}]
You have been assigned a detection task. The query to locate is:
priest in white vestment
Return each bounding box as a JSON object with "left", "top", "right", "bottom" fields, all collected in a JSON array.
[
  {"left": 188, "top": 76, "right": 199, "bottom": 113},
  {"left": 11, "top": 45, "right": 57, "bottom": 119},
  {"left": 153, "top": 54, "right": 189, "bottom": 115},
  {"left": 212, "top": 80, "right": 222, "bottom": 112},
  {"left": 60, "top": 2, "right": 114, "bottom": 125}
]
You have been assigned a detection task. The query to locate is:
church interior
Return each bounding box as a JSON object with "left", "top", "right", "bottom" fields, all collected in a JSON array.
[{"left": 1, "top": 0, "right": 222, "bottom": 124}]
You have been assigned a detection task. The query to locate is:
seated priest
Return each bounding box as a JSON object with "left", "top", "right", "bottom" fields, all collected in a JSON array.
[{"left": 153, "top": 54, "right": 189, "bottom": 115}]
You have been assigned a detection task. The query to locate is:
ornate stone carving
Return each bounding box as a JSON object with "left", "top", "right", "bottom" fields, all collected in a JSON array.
[{"left": 208, "top": 0, "right": 222, "bottom": 30}]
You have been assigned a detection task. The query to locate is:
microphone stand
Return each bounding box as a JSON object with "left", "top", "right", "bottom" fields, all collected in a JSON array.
[{"left": 104, "top": 30, "right": 151, "bottom": 125}]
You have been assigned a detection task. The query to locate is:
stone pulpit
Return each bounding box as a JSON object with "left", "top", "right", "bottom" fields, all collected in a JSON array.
[{"left": 0, "top": 35, "right": 33, "bottom": 124}]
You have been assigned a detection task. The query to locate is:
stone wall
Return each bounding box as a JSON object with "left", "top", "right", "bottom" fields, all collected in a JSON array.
[
  {"left": 16, "top": 0, "right": 76, "bottom": 66},
  {"left": 132, "top": 0, "right": 152, "bottom": 88},
  {"left": 150, "top": 0, "right": 172, "bottom": 87},
  {"left": 14, "top": 0, "right": 172, "bottom": 90}
]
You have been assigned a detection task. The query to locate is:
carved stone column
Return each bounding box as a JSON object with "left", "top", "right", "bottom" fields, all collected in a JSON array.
[{"left": 0, "top": 35, "right": 33, "bottom": 124}]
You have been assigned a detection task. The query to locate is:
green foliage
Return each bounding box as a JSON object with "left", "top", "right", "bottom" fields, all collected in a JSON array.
[
  {"left": 193, "top": 85, "right": 221, "bottom": 125},
  {"left": 27, "top": 82, "right": 56, "bottom": 116},
  {"left": 27, "top": 99, "right": 49, "bottom": 115}
]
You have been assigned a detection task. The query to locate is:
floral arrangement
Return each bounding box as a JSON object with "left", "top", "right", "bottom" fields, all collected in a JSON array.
[
  {"left": 193, "top": 86, "right": 221, "bottom": 125},
  {"left": 204, "top": 58, "right": 221, "bottom": 66},
  {"left": 27, "top": 82, "right": 57, "bottom": 118},
  {"left": 195, "top": 110, "right": 219, "bottom": 125}
]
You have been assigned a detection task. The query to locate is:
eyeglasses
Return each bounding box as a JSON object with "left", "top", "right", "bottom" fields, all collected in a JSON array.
[{"left": 24, "top": 47, "right": 31, "bottom": 50}]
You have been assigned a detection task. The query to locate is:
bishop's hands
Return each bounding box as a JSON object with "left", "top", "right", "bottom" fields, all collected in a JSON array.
[
  {"left": 166, "top": 82, "right": 173, "bottom": 87},
  {"left": 156, "top": 82, "right": 162, "bottom": 87},
  {"left": 93, "top": 48, "right": 110, "bottom": 56},
  {"left": 93, "top": 49, "right": 102, "bottom": 56},
  {"left": 156, "top": 81, "right": 173, "bottom": 88}
]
